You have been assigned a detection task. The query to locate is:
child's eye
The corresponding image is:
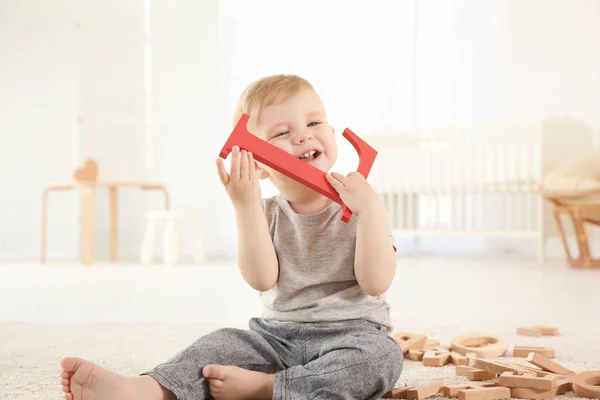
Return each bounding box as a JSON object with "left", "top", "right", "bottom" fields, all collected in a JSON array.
[
  {"left": 308, "top": 121, "right": 321, "bottom": 127},
  {"left": 275, "top": 131, "right": 288, "bottom": 137}
]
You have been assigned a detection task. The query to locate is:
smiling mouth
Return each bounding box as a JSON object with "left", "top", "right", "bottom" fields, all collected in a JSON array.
[{"left": 298, "top": 150, "right": 321, "bottom": 162}]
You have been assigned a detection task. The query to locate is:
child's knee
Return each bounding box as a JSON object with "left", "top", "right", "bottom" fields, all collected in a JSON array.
[
  {"left": 386, "top": 346, "right": 404, "bottom": 382},
  {"left": 366, "top": 339, "right": 404, "bottom": 387}
]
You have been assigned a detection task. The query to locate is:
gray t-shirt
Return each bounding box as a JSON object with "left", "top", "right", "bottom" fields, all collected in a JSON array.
[{"left": 259, "top": 194, "right": 395, "bottom": 332}]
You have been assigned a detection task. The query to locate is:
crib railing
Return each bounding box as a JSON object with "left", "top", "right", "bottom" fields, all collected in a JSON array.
[
  {"left": 365, "top": 130, "right": 546, "bottom": 259},
  {"left": 363, "top": 118, "right": 598, "bottom": 261},
  {"left": 368, "top": 133, "right": 541, "bottom": 192}
]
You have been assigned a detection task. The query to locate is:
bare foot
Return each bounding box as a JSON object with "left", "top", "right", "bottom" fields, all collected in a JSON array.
[
  {"left": 60, "top": 357, "right": 173, "bottom": 400},
  {"left": 202, "top": 364, "right": 274, "bottom": 400},
  {"left": 60, "top": 357, "right": 138, "bottom": 400}
]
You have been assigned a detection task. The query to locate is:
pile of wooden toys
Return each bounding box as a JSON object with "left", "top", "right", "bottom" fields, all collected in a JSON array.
[{"left": 381, "top": 326, "right": 600, "bottom": 400}]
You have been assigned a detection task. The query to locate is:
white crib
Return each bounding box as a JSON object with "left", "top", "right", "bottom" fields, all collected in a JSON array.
[{"left": 364, "top": 117, "right": 596, "bottom": 261}]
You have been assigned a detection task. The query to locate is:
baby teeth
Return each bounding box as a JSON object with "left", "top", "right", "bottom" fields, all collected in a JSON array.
[{"left": 300, "top": 150, "right": 316, "bottom": 159}]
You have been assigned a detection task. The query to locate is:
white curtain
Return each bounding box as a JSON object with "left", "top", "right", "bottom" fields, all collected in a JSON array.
[
  {"left": 217, "top": 0, "right": 508, "bottom": 196},
  {"left": 215, "top": 0, "right": 600, "bottom": 257},
  {"left": 217, "top": 0, "right": 509, "bottom": 129},
  {"left": 415, "top": 0, "right": 508, "bottom": 128},
  {"left": 218, "top": 0, "right": 415, "bottom": 132}
]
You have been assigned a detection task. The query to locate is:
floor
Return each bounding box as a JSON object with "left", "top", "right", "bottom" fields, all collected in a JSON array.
[
  {"left": 2, "top": 256, "right": 600, "bottom": 399},
  {"left": 2, "top": 255, "right": 599, "bottom": 332}
]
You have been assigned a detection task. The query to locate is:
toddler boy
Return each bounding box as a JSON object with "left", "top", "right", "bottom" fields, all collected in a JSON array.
[{"left": 59, "top": 74, "right": 403, "bottom": 400}]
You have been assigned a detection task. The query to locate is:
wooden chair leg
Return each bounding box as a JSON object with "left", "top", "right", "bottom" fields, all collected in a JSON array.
[
  {"left": 553, "top": 205, "right": 600, "bottom": 268},
  {"left": 572, "top": 208, "right": 591, "bottom": 267},
  {"left": 553, "top": 209, "right": 576, "bottom": 265}
]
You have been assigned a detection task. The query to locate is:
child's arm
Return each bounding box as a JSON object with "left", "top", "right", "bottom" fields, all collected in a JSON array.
[
  {"left": 354, "top": 203, "right": 396, "bottom": 296},
  {"left": 234, "top": 202, "right": 279, "bottom": 292},
  {"left": 217, "top": 147, "right": 279, "bottom": 292},
  {"left": 326, "top": 172, "right": 396, "bottom": 296}
]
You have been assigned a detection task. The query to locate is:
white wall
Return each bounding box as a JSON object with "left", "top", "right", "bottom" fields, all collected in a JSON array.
[
  {"left": 505, "top": 0, "right": 600, "bottom": 129},
  {"left": 77, "top": 0, "right": 149, "bottom": 261},
  {"left": 0, "top": 0, "right": 227, "bottom": 262},
  {"left": 1, "top": 0, "right": 599, "bottom": 262},
  {"left": 372, "top": 0, "right": 600, "bottom": 257},
  {"left": 150, "top": 0, "right": 236, "bottom": 259},
  {"left": 0, "top": 0, "right": 80, "bottom": 261}
]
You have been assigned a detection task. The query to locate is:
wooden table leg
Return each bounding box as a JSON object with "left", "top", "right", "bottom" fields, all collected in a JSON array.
[
  {"left": 81, "top": 187, "right": 93, "bottom": 265},
  {"left": 109, "top": 186, "right": 118, "bottom": 261}
]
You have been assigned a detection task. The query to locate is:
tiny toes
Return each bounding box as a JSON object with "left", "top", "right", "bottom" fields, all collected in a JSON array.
[
  {"left": 208, "top": 378, "right": 223, "bottom": 389},
  {"left": 203, "top": 364, "right": 225, "bottom": 379}
]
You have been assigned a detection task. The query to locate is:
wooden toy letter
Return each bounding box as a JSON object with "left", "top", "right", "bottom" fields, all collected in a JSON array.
[{"left": 218, "top": 113, "right": 378, "bottom": 222}]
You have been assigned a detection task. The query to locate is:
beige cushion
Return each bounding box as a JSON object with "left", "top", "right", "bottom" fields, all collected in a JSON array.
[{"left": 543, "top": 154, "right": 600, "bottom": 193}]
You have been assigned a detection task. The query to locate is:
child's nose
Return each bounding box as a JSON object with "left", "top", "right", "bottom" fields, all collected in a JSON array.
[{"left": 295, "top": 131, "right": 313, "bottom": 144}]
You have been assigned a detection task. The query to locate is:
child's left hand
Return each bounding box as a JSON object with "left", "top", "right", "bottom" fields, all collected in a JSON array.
[{"left": 326, "top": 171, "right": 382, "bottom": 215}]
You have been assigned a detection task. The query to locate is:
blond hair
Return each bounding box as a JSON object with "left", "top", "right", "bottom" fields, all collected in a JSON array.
[{"left": 232, "top": 74, "right": 317, "bottom": 127}]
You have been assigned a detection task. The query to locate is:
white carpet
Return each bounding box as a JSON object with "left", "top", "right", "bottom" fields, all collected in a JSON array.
[{"left": 2, "top": 321, "right": 598, "bottom": 400}]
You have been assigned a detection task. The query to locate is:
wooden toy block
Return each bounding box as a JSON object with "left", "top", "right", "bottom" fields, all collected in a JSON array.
[
  {"left": 393, "top": 333, "right": 427, "bottom": 355},
  {"left": 451, "top": 351, "right": 469, "bottom": 366},
  {"left": 406, "top": 382, "right": 444, "bottom": 400},
  {"left": 219, "top": 113, "right": 377, "bottom": 222},
  {"left": 431, "top": 344, "right": 452, "bottom": 352},
  {"left": 424, "top": 339, "right": 440, "bottom": 348},
  {"left": 509, "top": 387, "right": 556, "bottom": 399},
  {"left": 496, "top": 361, "right": 560, "bottom": 378},
  {"left": 526, "top": 353, "right": 575, "bottom": 376},
  {"left": 427, "top": 345, "right": 452, "bottom": 353},
  {"left": 444, "top": 385, "right": 476, "bottom": 398},
  {"left": 573, "top": 371, "right": 600, "bottom": 399},
  {"left": 472, "top": 358, "right": 523, "bottom": 375},
  {"left": 451, "top": 335, "right": 508, "bottom": 358},
  {"left": 466, "top": 353, "right": 477, "bottom": 366},
  {"left": 382, "top": 386, "right": 411, "bottom": 399},
  {"left": 467, "top": 369, "right": 497, "bottom": 381},
  {"left": 555, "top": 378, "right": 573, "bottom": 395},
  {"left": 456, "top": 366, "right": 479, "bottom": 377},
  {"left": 423, "top": 350, "right": 451, "bottom": 367},
  {"left": 517, "top": 327, "right": 543, "bottom": 336},
  {"left": 407, "top": 349, "right": 424, "bottom": 361},
  {"left": 497, "top": 371, "right": 557, "bottom": 391},
  {"left": 457, "top": 386, "right": 510, "bottom": 400},
  {"left": 443, "top": 384, "right": 497, "bottom": 398},
  {"left": 534, "top": 325, "right": 560, "bottom": 336},
  {"left": 513, "top": 346, "right": 555, "bottom": 359},
  {"left": 444, "top": 385, "right": 484, "bottom": 398}
]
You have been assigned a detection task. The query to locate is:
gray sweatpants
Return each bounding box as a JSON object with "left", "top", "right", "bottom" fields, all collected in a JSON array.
[{"left": 142, "top": 317, "right": 404, "bottom": 400}]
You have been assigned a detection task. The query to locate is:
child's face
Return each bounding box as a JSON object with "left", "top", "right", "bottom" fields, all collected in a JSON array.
[{"left": 251, "top": 89, "right": 338, "bottom": 195}]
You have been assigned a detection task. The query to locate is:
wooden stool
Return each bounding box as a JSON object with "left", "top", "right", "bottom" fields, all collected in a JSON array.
[
  {"left": 140, "top": 210, "right": 205, "bottom": 265},
  {"left": 542, "top": 189, "right": 600, "bottom": 268}
]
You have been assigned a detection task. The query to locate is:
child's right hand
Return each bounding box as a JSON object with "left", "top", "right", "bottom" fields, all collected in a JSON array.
[{"left": 216, "top": 146, "right": 262, "bottom": 210}]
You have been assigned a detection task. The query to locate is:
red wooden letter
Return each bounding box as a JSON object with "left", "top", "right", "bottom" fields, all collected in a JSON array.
[{"left": 219, "top": 113, "right": 378, "bottom": 222}]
